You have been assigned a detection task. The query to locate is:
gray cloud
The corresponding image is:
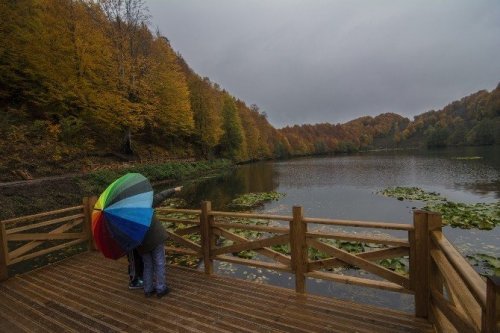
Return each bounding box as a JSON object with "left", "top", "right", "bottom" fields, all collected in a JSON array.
[{"left": 145, "top": 0, "right": 500, "bottom": 127}]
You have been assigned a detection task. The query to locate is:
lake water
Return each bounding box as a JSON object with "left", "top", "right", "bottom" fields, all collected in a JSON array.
[{"left": 169, "top": 146, "right": 500, "bottom": 311}]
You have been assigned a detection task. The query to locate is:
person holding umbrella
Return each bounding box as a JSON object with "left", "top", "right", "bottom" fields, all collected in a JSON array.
[
  {"left": 135, "top": 186, "right": 182, "bottom": 298},
  {"left": 91, "top": 173, "right": 182, "bottom": 298},
  {"left": 127, "top": 186, "right": 183, "bottom": 290}
]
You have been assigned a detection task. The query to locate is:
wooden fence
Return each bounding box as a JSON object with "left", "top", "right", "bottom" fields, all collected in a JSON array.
[
  {"left": 156, "top": 203, "right": 500, "bottom": 333},
  {"left": 0, "top": 198, "right": 498, "bottom": 332},
  {"left": 0, "top": 197, "right": 96, "bottom": 280}
]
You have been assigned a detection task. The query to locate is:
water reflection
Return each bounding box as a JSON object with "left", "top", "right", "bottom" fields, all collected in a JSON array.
[{"left": 169, "top": 162, "right": 279, "bottom": 210}]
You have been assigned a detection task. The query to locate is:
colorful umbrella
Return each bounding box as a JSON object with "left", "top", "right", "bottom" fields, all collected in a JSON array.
[{"left": 92, "top": 173, "right": 154, "bottom": 259}]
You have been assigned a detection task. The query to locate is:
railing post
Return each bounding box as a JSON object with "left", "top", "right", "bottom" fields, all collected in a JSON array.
[
  {"left": 0, "top": 222, "right": 8, "bottom": 281},
  {"left": 428, "top": 212, "right": 443, "bottom": 301},
  {"left": 412, "top": 210, "right": 430, "bottom": 318},
  {"left": 290, "top": 206, "right": 307, "bottom": 294},
  {"left": 83, "top": 196, "right": 98, "bottom": 251},
  {"left": 482, "top": 276, "right": 500, "bottom": 333},
  {"left": 200, "top": 201, "right": 213, "bottom": 275}
]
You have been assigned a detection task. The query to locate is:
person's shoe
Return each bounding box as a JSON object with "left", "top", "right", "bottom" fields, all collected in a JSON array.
[
  {"left": 128, "top": 279, "right": 144, "bottom": 290},
  {"left": 144, "top": 290, "right": 155, "bottom": 298},
  {"left": 156, "top": 287, "right": 170, "bottom": 298}
]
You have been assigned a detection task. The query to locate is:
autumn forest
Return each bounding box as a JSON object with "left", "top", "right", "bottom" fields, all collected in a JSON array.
[{"left": 1, "top": 0, "right": 499, "bottom": 178}]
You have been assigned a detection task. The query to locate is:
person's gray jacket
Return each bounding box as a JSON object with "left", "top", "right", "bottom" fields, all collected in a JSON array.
[
  {"left": 137, "top": 214, "right": 168, "bottom": 254},
  {"left": 136, "top": 188, "right": 176, "bottom": 254},
  {"left": 153, "top": 188, "right": 176, "bottom": 208}
]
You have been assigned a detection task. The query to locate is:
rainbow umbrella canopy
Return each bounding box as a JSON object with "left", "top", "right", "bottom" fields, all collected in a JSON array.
[{"left": 92, "top": 173, "right": 154, "bottom": 259}]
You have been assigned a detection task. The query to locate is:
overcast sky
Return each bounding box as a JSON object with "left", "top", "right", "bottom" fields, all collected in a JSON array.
[{"left": 145, "top": 0, "right": 500, "bottom": 128}]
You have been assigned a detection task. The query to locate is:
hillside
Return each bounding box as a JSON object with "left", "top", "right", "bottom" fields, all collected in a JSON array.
[{"left": 0, "top": 0, "right": 498, "bottom": 181}]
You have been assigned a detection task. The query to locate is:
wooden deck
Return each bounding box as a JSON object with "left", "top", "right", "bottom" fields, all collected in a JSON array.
[{"left": 0, "top": 252, "right": 434, "bottom": 333}]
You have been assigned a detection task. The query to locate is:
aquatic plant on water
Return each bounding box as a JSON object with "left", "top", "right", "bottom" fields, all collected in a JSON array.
[
  {"left": 229, "top": 191, "right": 286, "bottom": 209},
  {"left": 424, "top": 201, "right": 500, "bottom": 230},
  {"left": 378, "top": 187, "right": 445, "bottom": 202},
  {"left": 467, "top": 253, "right": 500, "bottom": 277},
  {"left": 451, "top": 156, "right": 483, "bottom": 160},
  {"left": 379, "top": 186, "right": 500, "bottom": 230}
]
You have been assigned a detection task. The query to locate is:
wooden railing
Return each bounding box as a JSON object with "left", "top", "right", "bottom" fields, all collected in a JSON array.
[
  {"left": 0, "top": 197, "right": 96, "bottom": 281},
  {"left": 157, "top": 204, "right": 414, "bottom": 295},
  {"left": 157, "top": 203, "right": 500, "bottom": 333},
  {"left": 1, "top": 198, "right": 498, "bottom": 332},
  {"left": 158, "top": 204, "right": 414, "bottom": 294}
]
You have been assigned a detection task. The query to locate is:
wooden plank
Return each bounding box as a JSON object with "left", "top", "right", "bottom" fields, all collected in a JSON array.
[
  {"left": 50, "top": 264, "right": 261, "bottom": 333},
  {"left": 5, "top": 214, "right": 84, "bottom": 235},
  {"left": 0, "top": 305, "right": 31, "bottom": 333},
  {"left": 431, "top": 249, "right": 481, "bottom": 330},
  {"left": 210, "top": 210, "right": 293, "bottom": 221},
  {"left": 290, "top": 206, "right": 307, "bottom": 293},
  {"left": 1, "top": 282, "right": 92, "bottom": 332},
  {"left": 75, "top": 252, "right": 434, "bottom": 331},
  {"left": 303, "top": 217, "right": 413, "bottom": 231},
  {"left": 174, "top": 225, "right": 200, "bottom": 236},
  {"left": 413, "top": 211, "right": 429, "bottom": 318},
  {"left": 200, "top": 201, "right": 213, "bottom": 274},
  {"left": 482, "top": 276, "right": 500, "bottom": 333},
  {"left": 164, "top": 268, "right": 425, "bottom": 333},
  {"left": 8, "top": 232, "right": 85, "bottom": 241},
  {"left": 157, "top": 217, "right": 200, "bottom": 225},
  {"left": 1, "top": 205, "right": 83, "bottom": 225},
  {"left": 59, "top": 261, "right": 298, "bottom": 333},
  {"left": 83, "top": 196, "right": 97, "bottom": 251},
  {"left": 409, "top": 229, "right": 416, "bottom": 292},
  {"left": 306, "top": 231, "right": 409, "bottom": 247},
  {"left": 3, "top": 284, "right": 110, "bottom": 333},
  {"left": 166, "top": 231, "right": 202, "bottom": 253},
  {"left": 0, "top": 223, "right": 8, "bottom": 280},
  {"left": 8, "top": 218, "right": 84, "bottom": 260},
  {"left": 19, "top": 274, "right": 182, "bottom": 333},
  {"left": 0, "top": 289, "right": 59, "bottom": 332},
  {"left": 428, "top": 213, "right": 443, "bottom": 303},
  {"left": 305, "top": 271, "right": 413, "bottom": 294},
  {"left": 8, "top": 238, "right": 86, "bottom": 265},
  {"left": 431, "top": 303, "right": 459, "bottom": 333},
  {"left": 164, "top": 246, "right": 200, "bottom": 256},
  {"left": 431, "top": 230, "right": 487, "bottom": 307},
  {"left": 308, "top": 246, "right": 408, "bottom": 271},
  {"left": 211, "top": 234, "right": 290, "bottom": 256},
  {"left": 155, "top": 208, "right": 201, "bottom": 215},
  {"left": 165, "top": 265, "right": 432, "bottom": 329},
  {"left": 430, "top": 287, "right": 477, "bottom": 333},
  {"left": 39, "top": 267, "right": 296, "bottom": 333},
  {"left": 307, "top": 238, "right": 411, "bottom": 289},
  {"left": 214, "top": 255, "right": 291, "bottom": 272},
  {"left": 442, "top": 278, "right": 468, "bottom": 318},
  {"left": 213, "top": 222, "right": 288, "bottom": 233},
  {"left": 214, "top": 227, "right": 291, "bottom": 265}
]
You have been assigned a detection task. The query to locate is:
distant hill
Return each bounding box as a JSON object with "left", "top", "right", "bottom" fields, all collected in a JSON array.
[
  {"left": 0, "top": 0, "right": 498, "bottom": 179},
  {"left": 279, "top": 84, "right": 500, "bottom": 154}
]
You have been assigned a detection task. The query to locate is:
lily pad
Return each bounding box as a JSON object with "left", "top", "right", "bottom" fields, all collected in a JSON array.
[
  {"left": 467, "top": 253, "right": 500, "bottom": 276},
  {"left": 379, "top": 186, "right": 499, "bottom": 230},
  {"left": 378, "top": 187, "right": 445, "bottom": 202},
  {"left": 229, "top": 191, "right": 285, "bottom": 209}
]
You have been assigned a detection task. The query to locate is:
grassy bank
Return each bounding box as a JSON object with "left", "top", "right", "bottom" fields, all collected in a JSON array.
[{"left": 0, "top": 159, "right": 233, "bottom": 220}]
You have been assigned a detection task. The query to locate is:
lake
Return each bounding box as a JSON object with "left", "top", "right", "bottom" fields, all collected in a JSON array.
[{"left": 168, "top": 146, "right": 500, "bottom": 311}]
